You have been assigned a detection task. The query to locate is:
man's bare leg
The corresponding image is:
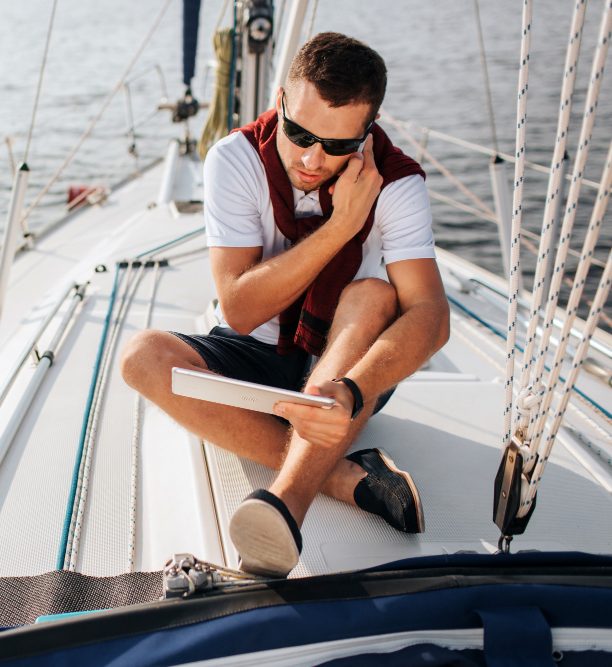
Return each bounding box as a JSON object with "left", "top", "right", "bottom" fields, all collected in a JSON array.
[
  {"left": 121, "top": 330, "right": 293, "bottom": 469},
  {"left": 120, "top": 318, "right": 377, "bottom": 498},
  {"left": 268, "top": 278, "right": 399, "bottom": 526}
]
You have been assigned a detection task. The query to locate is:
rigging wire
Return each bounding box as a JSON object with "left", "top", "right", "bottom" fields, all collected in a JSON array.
[
  {"left": 381, "top": 111, "right": 497, "bottom": 219},
  {"left": 473, "top": 0, "right": 499, "bottom": 154},
  {"left": 273, "top": 0, "right": 287, "bottom": 47},
  {"left": 215, "top": 0, "right": 231, "bottom": 31},
  {"left": 23, "top": 0, "right": 59, "bottom": 165},
  {"left": 136, "top": 227, "right": 205, "bottom": 259},
  {"left": 306, "top": 0, "right": 319, "bottom": 40},
  {"left": 21, "top": 0, "right": 174, "bottom": 228},
  {"left": 390, "top": 118, "right": 602, "bottom": 191}
]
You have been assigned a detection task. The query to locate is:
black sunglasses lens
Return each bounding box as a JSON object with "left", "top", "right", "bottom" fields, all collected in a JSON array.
[
  {"left": 283, "top": 119, "right": 316, "bottom": 148},
  {"left": 322, "top": 140, "right": 360, "bottom": 156}
]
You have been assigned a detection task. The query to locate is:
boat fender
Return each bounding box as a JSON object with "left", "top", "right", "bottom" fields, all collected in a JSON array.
[{"left": 66, "top": 185, "right": 107, "bottom": 208}]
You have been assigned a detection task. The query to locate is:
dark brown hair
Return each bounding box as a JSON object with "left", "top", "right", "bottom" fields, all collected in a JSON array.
[{"left": 287, "top": 32, "right": 387, "bottom": 117}]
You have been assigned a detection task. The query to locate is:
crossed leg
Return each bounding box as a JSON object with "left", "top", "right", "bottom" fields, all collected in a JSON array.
[
  {"left": 268, "top": 278, "right": 398, "bottom": 526},
  {"left": 120, "top": 278, "right": 398, "bottom": 516}
]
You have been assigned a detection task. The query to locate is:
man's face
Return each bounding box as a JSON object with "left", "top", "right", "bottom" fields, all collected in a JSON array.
[{"left": 275, "top": 80, "right": 372, "bottom": 193}]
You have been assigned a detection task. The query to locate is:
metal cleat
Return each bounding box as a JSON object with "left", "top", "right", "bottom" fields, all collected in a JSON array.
[{"left": 162, "top": 553, "right": 264, "bottom": 599}]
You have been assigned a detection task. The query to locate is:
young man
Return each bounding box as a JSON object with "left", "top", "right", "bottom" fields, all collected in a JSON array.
[{"left": 121, "top": 33, "right": 449, "bottom": 577}]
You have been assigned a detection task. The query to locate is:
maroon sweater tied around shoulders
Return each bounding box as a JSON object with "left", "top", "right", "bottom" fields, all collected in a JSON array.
[{"left": 238, "top": 109, "right": 425, "bottom": 357}]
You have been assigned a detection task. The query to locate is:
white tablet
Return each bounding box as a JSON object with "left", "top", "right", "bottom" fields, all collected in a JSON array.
[{"left": 171, "top": 367, "right": 336, "bottom": 414}]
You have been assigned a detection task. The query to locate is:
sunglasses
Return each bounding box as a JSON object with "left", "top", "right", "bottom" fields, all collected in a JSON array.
[{"left": 281, "top": 92, "right": 373, "bottom": 157}]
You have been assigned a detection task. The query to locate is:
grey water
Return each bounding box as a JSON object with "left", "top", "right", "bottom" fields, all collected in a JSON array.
[{"left": 0, "top": 0, "right": 610, "bottom": 323}]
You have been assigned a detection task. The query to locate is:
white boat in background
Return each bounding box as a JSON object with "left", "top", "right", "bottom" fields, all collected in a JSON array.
[{"left": 0, "top": 1, "right": 610, "bottom": 665}]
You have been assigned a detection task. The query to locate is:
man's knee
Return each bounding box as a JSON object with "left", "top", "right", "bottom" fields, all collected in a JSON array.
[
  {"left": 339, "top": 278, "right": 398, "bottom": 326},
  {"left": 120, "top": 329, "right": 206, "bottom": 391},
  {"left": 120, "top": 329, "right": 165, "bottom": 390}
]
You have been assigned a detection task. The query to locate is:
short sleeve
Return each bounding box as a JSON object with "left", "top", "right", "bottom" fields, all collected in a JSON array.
[
  {"left": 376, "top": 175, "right": 435, "bottom": 264},
  {"left": 203, "top": 134, "right": 265, "bottom": 247}
]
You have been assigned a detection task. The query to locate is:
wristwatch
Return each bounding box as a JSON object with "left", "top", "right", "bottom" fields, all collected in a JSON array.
[{"left": 332, "top": 377, "right": 364, "bottom": 420}]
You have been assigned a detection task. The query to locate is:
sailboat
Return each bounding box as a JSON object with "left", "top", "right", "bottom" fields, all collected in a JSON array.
[{"left": 0, "top": 0, "right": 610, "bottom": 664}]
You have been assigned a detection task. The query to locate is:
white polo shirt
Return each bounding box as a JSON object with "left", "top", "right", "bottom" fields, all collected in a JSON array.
[{"left": 204, "top": 131, "right": 435, "bottom": 345}]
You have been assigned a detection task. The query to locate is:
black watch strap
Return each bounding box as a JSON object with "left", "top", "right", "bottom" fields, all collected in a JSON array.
[{"left": 333, "top": 377, "right": 364, "bottom": 420}]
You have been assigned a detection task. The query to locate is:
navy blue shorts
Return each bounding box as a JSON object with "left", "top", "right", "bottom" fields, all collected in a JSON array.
[
  {"left": 171, "top": 326, "right": 395, "bottom": 414},
  {"left": 171, "top": 327, "right": 309, "bottom": 391}
]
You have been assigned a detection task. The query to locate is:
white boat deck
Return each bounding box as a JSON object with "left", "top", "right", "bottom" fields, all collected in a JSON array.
[{"left": 0, "top": 150, "right": 610, "bottom": 578}]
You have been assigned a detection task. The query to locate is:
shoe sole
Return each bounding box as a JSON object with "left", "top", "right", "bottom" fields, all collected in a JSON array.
[
  {"left": 229, "top": 498, "right": 300, "bottom": 578},
  {"left": 376, "top": 448, "right": 425, "bottom": 533}
]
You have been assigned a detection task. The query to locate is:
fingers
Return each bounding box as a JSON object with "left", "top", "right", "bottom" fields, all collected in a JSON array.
[
  {"left": 361, "top": 133, "right": 375, "bottom": 167},
  {"left": 340, "top": 152, "right": 365, "bottom": 183},
  {"left": 328, "top": 132, "right": 382, "bottom": 235},
  {"left": 273, "top": 399, "right": 352, "bottom": 448},
  {"left": 337, "top": 134, "right": 377, "bottom": 185}
]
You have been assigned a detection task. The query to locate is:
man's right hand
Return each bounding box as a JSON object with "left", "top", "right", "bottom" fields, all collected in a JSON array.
[
  {"left": 210, "top": 136, "right": 383, "bottom": 335},
  {"left": 273, "top": 380, "right": 354, "bottom": 449},
  {"left": 329, "top": 134, "right": 383, "bottom": 237}
]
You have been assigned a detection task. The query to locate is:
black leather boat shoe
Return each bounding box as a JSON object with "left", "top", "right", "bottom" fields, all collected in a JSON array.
[{"left": 346, "top": 448, "right": 425, "bottom": 533}]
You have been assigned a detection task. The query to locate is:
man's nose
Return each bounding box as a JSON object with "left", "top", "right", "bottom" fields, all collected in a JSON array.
[{"left": 300, "top": 142, "right": 326, "bottom": 171}]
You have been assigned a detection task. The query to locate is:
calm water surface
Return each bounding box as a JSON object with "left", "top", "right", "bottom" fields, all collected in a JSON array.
[{"left": 0, "top": 0, "right": 610, "bottom": 317}]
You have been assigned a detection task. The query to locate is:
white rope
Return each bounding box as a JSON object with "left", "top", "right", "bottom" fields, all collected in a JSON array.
[
  {"left": 68, "top": 263, "right": 144, "bottom": 570},
  {"left": 381, "top": 112, "right": 496, "bottom": 220},
  {"left": 530, "top": 1, "right": 610, "bottom": 391},
  {"left": 518, "top": 141, "right": 612, "bottom": 513},
  {"left": 516, "top": 0, "right": 587, "bottom": 402},
  {"left": 519, "top": 247, "right": 612, "bottom": 515},
  {"left": 127, "top": 263, "right": 160, "bottom": 572},
  {"left": 452, "top": 297, "right": 610, "bottom": 444},
  {"left": 519, "top": 1, "right": 611, "bottom": 467},
  {"left": 62, "top": 267, "right": 128, "bottom": 568},
  {"left": 502, "top": 0, "right": 532, "bottom": 449},
  {"left": 21, "top": 0, "right": 173, "bottom": 228},
  {"left": 66, "top": 265, "right": 135, "bottom": 568}
]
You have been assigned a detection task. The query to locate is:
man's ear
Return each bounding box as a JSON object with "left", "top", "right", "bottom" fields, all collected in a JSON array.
[
  {"left": 275, "top": 86, "right": 284, "bottom": 112},
  {"left": 375, "top": 112, "right": 381, "bottom": 120}
]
